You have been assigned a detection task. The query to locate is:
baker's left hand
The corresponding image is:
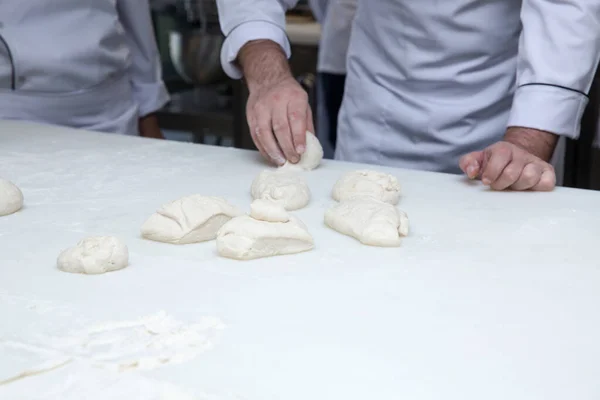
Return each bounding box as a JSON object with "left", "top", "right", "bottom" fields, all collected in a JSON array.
[
  {"left": 459, "top": 127, "right": 558, "bottom": 191},
  {"left": 138, "top": 114, "right": 164, "bottom": 139}
]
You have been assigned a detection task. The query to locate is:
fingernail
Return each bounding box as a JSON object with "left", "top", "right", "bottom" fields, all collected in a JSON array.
[
  {"left": 482, "top": 177, "right": 491, "bottom": 185},
  {"left": 275, "top": 156, "right": 286, "bottom": 165},
  {"left": 296, "top": 145, "right": 305, "bottom": 154},
  {"left": 467, "top": 165, "right": 476, "bottom": 178}
]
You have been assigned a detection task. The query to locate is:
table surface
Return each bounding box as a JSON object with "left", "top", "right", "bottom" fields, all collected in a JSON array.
[{"left": 1, "top": 120, "right": 599, "bottom": 399}]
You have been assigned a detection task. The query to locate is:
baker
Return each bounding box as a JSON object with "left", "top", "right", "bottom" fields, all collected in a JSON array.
[
  {"left": 0, "top": 0, "right": 169, "bottom": 137},
  {"left": 216, "top": 0, "right": 600, "bottom": 191}
]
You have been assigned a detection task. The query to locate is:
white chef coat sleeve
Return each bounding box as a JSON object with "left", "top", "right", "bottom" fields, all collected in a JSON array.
[
  {"left": 117, "top": 0, "right": 170, "bottom": 117},
  {"left": 216, "top": 0, "right": 299, "bottom": 79},
  {"left": 507, "top": 1, "right": 600, "bottom": 139}
]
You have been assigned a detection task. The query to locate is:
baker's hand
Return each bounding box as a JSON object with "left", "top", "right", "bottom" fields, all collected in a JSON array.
[
  {"left": 238, "top": 39, "right": 314, "bottom": 166},
  {"left": 138, "top": 114, "right": 164, "bottom": 139},
  {"left": 459, "top": 127, "right": 558, "bottom": 191},
  {"left": 246, "top": 76, "right": 314, "bottom": 166}
]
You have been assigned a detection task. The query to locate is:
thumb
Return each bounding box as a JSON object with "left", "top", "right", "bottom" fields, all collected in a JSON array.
[{"left": 459, "top": 150, "right": 484, "bottom": 179}]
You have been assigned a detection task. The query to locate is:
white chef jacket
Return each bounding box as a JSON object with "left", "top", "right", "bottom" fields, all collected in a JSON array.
[
  {"left": 217, "top": 0, "right": 600, "bottom": 173},
  {"left": 0, "top": 0, "right": 169, "bottom": 135},
  {"left": 314, "top": 0, "right": 358, "bottom": 75}
]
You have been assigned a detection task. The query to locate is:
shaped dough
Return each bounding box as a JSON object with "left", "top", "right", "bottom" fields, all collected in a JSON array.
[
  {"left": 251, "top": 170, "right": 310, "bottom": 211},
  {"left": 250, "top": 198, "right": 289, "bottom": 223},
  {"left": 280, "top": 131, "right": 324, "bottom": 171},
  {"left": 0, "top": 178, "right": 24, "bottom": 216},
  {"left": 332, "top": 170, "right": 401, "bottom": 205},
  {"left": 216, "top": 208, "right": 314, "bottom": 260},
  {"left": 141, "top": 195, "right": 243, "bottom": 244},
  {"left": 325, "top": 197, "right": 409, "bottom": 247},
  {"left": 57, "top": 236, "right": 129, "bottom": 274}
]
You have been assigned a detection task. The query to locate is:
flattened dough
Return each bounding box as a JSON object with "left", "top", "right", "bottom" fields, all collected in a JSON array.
[
  {"left": 280, "top": 131, "right": 324, "bottom": 171},
  {"left": 332, "top": 170, "right": 401, "bottom": 205},
  {"left": 325, "top": 197, "right": 409, "bottom": 247},
  {"left": 141, "top": 195, "right": 243, "bottom": 244},
  {"left": 217, "top": 206, "right": 314, "bottom": 260},
  {"left": 57, "top": 236, "right": 129, "bottom": 274},
  {"left": 251, "top": 170, "right": 310, "bottom": 211},
  {"left": 0, "top": 178, "right": 24, "bottom": 216}
]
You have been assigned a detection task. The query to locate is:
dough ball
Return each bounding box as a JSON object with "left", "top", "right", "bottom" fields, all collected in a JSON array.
[
  {"left": 280, "top": 131, "right": 323, "bottom": 171},
  {"left": 250, "top": 199, "right": 289, "bottom": 223},
  {"left": 217, "top": 215, "right": 314, "bottom": 260},
  {"left": 141, "top": 195, "right": 243, "bottom": 244},
  {"left": 325, "top": 197, "right": 409, "bottom": 247},
  {"left": 332, "top": 170, "right": 401, "bottom": 205},
  {"left": 57, "top": 236, "right": 129, "bottom": 274},
  {"left": 0, "top": 178, "right": 24, "bottom": 216},
  {"left": 251, "top": 170, "right": 310, "bottom": 211}
]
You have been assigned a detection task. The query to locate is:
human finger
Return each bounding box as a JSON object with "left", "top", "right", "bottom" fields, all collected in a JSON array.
[
  {"left": 480, "top": 144, "right": 512, "bottom": 186},
  {"left": 288, "top": 97, "right": 308, "bottom": 154},
  {"left": 272, "top": 101, "right": 299, "bottom": 163},
  {"left": 459, "top": 151, "right": 483, "bottom": 179},
  {"left": 247, "top": 110, "right": 270, "bottom": 162},
  {"left": 531, "top": 166, "right": 556, "bottom": 191},
  {"left": 510, "top": 162, "right": 543, "bottom": 191},
  {"left": 305, "top": 105, "right": 315, "bottom": 138},
  {"left": 490, "top": 158, "right": 527, "bottom": 191},
  {"left": 255, "top": 104, "right": 285, "bottom": 166}
]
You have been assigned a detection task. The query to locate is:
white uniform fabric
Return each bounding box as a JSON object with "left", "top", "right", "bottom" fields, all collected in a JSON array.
[
  {"left": 217, "top": 0, "right": 600, "bottom": 173},
  {"left": 316, "top": 0, "right": 358, "bottom": 75},
  {"left": 0, "top": 0, "right": 169, "bottom": 135}
]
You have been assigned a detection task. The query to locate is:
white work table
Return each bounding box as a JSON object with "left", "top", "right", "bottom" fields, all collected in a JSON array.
[{"left": 1, "top": 120, "right": 599, "bottom": 399}]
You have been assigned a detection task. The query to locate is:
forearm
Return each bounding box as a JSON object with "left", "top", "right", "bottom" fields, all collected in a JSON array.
[
  {"left": 238, "top": 40, "right": 293, "bottom": 91},
  {"left": 504, "top": 127, "right": 558, "bottom": 162},
  {"left": 507, "top": 0, "right": 600, "bottom": 139}
]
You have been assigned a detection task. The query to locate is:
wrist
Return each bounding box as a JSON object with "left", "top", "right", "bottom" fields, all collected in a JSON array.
[
  {"left": 504, "top": 127, "right": 558, "bottom": 162},
  {"left": 238, "top": 40, "right": 293, "bottom": 92}
]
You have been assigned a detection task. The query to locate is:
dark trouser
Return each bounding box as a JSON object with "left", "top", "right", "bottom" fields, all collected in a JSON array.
[{"left": 318, "top": 72, "right": 347, "bottom": 149}]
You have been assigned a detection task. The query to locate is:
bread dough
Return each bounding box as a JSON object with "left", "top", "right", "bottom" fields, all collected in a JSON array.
[
  {"left": 281, "top": 131, "right": 323, "bottom": 171},
  {"left": 250, "top": 198, "right": 289, "bottom": 223},
  {"left": 325, "top": 197, "right": 409, "bottom": 247},
  {"left": 0, "top": 178, "right": 24, "bottom": 216},
  {"left": 216, "top": 203, "right": 314, "bottom": 260},
  {"left": 57, "top": 236, "right": 129, "bottom": 274},
  {"left": 332, "top": 170, "right": 401, "bottom": 205},
  {"left": 141, "top": 195, "right": 243, "bottom": 244},
  {"left": 251, "top": 170, "right": 310, "bottom": 211}
]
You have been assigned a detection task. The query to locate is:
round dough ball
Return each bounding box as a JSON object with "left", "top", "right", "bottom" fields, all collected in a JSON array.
[
  {"left": 0, "top": 178, "right": 24, "bottom": 216},
  {"left": 332, "top": 170, "right": 401, "bottom": 205},
  {"left": 250, "top": 170, "right": 310, "bottom": 211},
  {"left": 57, "top": 236, "right": 129, "bottom": 275},
  {"left": 280, "top": 131, "right": 323, "bottom": 171}
]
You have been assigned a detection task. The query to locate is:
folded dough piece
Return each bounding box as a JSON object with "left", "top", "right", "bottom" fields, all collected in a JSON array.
[
  {"left": 141, "top": 195, "right": 243, "bottom": 244},
  {"left": 280, "top": 131, "right": 324, "bottom": 171},
  {"left": 250, "top": 170, "right": 310, "bottom": 211},
  {"left": 217, "top": 201, "right": 314, "bottom": 260},
  {"left": 325, "top": 197, "right": 409, "bottom": 247},
  {"left": 332, "top": 170, "right": 401, "bottom": 205}
]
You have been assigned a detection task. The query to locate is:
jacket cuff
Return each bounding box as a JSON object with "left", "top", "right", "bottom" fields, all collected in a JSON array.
[
  {"left": 220, "top": 21, "right": 291, "bottom": 79},
  {"left": 508, "top": 84, "right": 589, "bottom": 139},
  {"left": 132, "top": 81, "right": 170, "bottom": 117}
]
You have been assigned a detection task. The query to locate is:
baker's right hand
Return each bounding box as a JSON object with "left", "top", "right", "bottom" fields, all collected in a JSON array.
[{"left": 246, "top": 76, "right": 315, "bottom": 166}]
